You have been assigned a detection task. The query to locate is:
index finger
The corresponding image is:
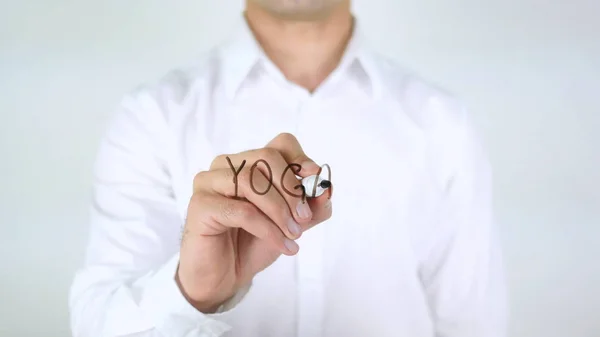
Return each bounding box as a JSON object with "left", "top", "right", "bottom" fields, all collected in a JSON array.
[{"left": 265, "top": 133, "right": 320, "bottom": 176}]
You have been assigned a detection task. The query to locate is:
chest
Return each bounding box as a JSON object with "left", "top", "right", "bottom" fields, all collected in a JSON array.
[
  {"left": 173, "top": 94, "right": 437, "bottom": 259},
  {"left": 167, "top": 96, "right": 440, "bottom": 335}
]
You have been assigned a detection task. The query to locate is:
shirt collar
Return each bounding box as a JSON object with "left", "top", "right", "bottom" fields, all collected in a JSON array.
[{"left": 218, "top": 15, "right": 382, "bottom": 100}]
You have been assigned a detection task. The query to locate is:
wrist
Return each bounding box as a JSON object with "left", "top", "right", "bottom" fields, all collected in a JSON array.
[{"left": 175, "top": 265, "right": 233, "bottom": 313}]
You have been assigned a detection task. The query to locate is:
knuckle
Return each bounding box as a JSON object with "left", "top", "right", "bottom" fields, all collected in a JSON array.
[
  {"left": 218, "top": 199, "right": 256, "bottom": 221},
  {"left": 235, "top": 167, "right": 252, "bottom": 187},
  {"left": 210, "top": 154, "right": 226, "bottom": 170},
  {"left": 276, "top": 132, "right": 297, "bottom": 143},
  {"left": 192, "top": 171, "right": 209, "bottom": 190},
  {"left": 223, "top": 167, "right": 236, "bottom": 180},
  {"left": 259, "top": 147, "right": 281, "bottom": 162},
  {"left": 187, "top": 193, "right": 210, "bottom": 221},
  {"left": 235, "top": 201, "right": 257, "bottom": 220},
  {"left": 189, "top": 192, "right": 204, "bottom": 205},
  {"left": 218, "top": 198, "right": 237, "bottom": 220}
]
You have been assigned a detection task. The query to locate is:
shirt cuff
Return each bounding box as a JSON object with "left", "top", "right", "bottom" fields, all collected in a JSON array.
[{"left": 139, "top": 253, "right": 250, "bottom": 337}]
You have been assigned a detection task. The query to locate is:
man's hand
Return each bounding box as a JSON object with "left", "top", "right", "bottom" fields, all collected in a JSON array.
[{"left": 176, "top": 133, "right": 333, "bottom": 312}]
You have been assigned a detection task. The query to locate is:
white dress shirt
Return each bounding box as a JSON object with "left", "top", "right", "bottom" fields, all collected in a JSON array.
[{"left": 69, "top": 18, "right": 507, "bottom": 337}]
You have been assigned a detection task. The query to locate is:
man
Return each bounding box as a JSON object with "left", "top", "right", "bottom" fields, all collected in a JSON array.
[{"left": 69, "top": 0, "right": 507, "bottom": 336}]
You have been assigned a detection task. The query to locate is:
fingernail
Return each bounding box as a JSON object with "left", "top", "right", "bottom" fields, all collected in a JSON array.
[
  {"left": 284, "top": 239, "right": 299, "bottom": 253},
  {"left": 325, "top": 200, "right": 332, "bottom": 209},
  {"left": 296, "top": 201, "right": 312, "bottom": 219},
  {"left": 287, "top": 218, "right": 302, "bottom": 237}
]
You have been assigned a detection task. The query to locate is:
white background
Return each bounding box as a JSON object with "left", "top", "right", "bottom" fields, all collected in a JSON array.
[{"left": 1, "top": 1, "right": 599, "bottom": 336}]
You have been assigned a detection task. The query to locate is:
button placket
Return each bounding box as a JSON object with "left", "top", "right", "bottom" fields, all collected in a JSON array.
[{"left": 295, "top": 96, "right": 325, "bottom": 337}]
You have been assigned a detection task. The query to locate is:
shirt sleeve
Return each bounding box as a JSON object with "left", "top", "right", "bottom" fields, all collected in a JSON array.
[
  {"left": 69, "top": 91, "right": 249, "bottom": 337},
  {"left": 419, "top": 108, "right": 508, "bottom": 337}
]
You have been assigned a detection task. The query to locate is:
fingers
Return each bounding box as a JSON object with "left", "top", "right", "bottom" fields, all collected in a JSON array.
[
  {"left": 189, "top": 193, "right": 299, "bottom": 256},
  {"left": 265, "top": 133, "right": 320, "bottom": 176},
  {"left": 204, "top": 133, "right": 332, "bottom": 241},
  {"left": 194, "top": 168, "right": 303, "bottom": 241},
  {"left": 209, "top": 147, "right": 314, "bottom": 225}
]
